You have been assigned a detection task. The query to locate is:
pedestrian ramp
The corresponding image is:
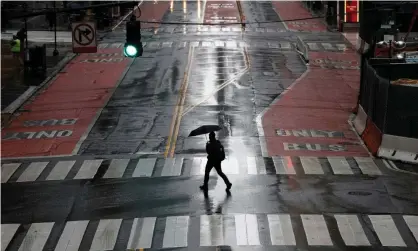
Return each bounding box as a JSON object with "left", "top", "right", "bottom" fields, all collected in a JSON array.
[
  {"left": 1, "top": 156, "right": 386, "bottom": 184},
  {"left": 2, "top": 214, "right": 418, "bottom": 250}
]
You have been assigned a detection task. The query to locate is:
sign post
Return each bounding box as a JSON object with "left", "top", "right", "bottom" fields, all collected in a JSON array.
[{"left": 71, "top": 22, "right": 97, "bottom": 53}]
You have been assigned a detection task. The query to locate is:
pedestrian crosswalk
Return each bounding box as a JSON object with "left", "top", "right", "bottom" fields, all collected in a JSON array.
[
  {"left": 306, "top": 42, "right": 350, "bottom": 52},
  {"left": 98, "top": 41, "right": 294, "bottom": 50},
  {"left": 130, "top": 26, "right": 290, "bottom": 34},
  {"left": 1, "top": 156, "right": 385, "bottom": 184},
  {"left": 2, "top": 214, "right": 417, "bottom": 250}
]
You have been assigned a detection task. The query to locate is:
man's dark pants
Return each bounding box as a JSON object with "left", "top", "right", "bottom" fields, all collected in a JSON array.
[{"left": 203, "top": 159, "right": 231, "bottom": 187}]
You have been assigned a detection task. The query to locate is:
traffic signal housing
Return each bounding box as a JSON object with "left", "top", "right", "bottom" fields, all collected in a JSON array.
[{"left": 124, "top": 20, "right": 143, "bottom": 57}]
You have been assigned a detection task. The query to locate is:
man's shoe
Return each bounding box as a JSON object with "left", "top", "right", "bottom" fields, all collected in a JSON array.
[{"left": 226, "top": 183, "right": 232, "bottom": 190}]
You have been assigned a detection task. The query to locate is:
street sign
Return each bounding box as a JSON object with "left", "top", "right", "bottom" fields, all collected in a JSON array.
[{"left": 71, "top": 22, "right": 97, "bottom": 53}]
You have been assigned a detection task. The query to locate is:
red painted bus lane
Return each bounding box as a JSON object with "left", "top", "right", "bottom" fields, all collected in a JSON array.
[
  {"left": 1, "top": 48, "right": 130, "bottom": 158},
  {"left": 204, "top": 1, "right": 241, "bottom": 25},
  {"left": 262, "top": 51, "right": 369, "bottom": 157}
]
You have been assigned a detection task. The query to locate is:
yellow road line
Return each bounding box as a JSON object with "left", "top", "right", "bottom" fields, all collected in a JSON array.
[
  {"left": 168, "top": 46, "right": 194, "bottom": 158},
  {"left": 164, "top": 45, "right": 194, "bottom": 158}
]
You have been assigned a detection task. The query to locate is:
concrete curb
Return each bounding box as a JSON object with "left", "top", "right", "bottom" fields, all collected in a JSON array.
[
  {"left": 352, "top": 105, "right": 418, "bottom": 164},
  {"left": 1, "top": 52, "right": 77, "bottom": 128},
  {"left": 295, "top": 36, "right": 309, "bottom": 64}
]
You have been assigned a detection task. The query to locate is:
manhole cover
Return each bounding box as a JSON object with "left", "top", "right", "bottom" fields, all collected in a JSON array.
[{"left": 348, "top": 191, "right": 372, "bottom": 196}]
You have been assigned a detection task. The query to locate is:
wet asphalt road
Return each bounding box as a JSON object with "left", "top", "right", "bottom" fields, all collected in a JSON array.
[{"left": 2, "top": 1, "right": 418, "bottom": 251}]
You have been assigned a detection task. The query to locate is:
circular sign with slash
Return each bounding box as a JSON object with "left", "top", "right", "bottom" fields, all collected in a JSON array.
[{"left": 73, "top": 23, "right": 95, "bottom": 46}]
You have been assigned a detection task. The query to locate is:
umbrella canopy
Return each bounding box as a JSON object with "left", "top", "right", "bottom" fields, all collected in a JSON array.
[{"left": 189, "top": 125, "right": 221, "bottom": 137}]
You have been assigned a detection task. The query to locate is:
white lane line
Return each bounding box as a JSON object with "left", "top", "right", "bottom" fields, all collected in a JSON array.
[
  {"left": 369, "top": 215, "right": 406, "bottom": 247},
  {"left": 235, "top": 214, "right": 260, "bottom": 246},
  {"left": 272, "top": 157, "right": 296, "bottom": 174},
  {"left": 328, "top": 157, "right": 353, "bottom": 175},
  {"left": 133, "top": 158, "right": 157, "bottom": 177},
  {"left": 267, "top": 214, "right": 296, "bottom": 245},
  {"left": 247, "top": 157, "right": 257, "bottom": 174},
  {"left": 223, "top": 157, "right": 239, "bottom": 174},
  {"left": 90, "top": 219, "right": 122, "bottom": 251},
  {"left": 127, "top": 217, "right": 156, "bottom": 249},
  {"left": 163, "top": 216, "right": 189, "bottom": 248},
  {"left": 47, "top": 161, "right": 76, "bottom": 181},
  {"left": 300, "top": 157, "right": 324, "bottom": 174},
  {"left": 17, "top": 162, "right": 48, "bottom": 182},
  {"left": 334, "top": 214, "right": 371, "bottom": 246},
  {"left": 403, "top": 215, "right": 418, "bottom": 243},
  {"left": 55, "top": 221, "right": 89, "bottom": 251},
  {"left": 354, "top": 157, "right": 382, "bottom": 175},
  {"left": 1, "top": 224, "right": 20, "bottom": 251},
  {"left": 104, "top": 159, "right": 130, "bottom": 178},
  {"left": 74, "top": 160, "right": 103, "bottom": 179},
  {"left": 1, "top": 163, "right": 20, "bottom": 183},
  {"left": 301, "top": 214, "right": 333, "bottom": 246},
  {"left": 18, "top": 222, "right": 54, "bottom": 251},
  {"left": 200, "top": 215, "right": 224, "bottom": 246}
]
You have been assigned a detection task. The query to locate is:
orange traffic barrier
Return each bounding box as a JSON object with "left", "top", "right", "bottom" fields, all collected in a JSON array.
[{"left": 361, "top": 118, "right": 383, "bottom": 155}]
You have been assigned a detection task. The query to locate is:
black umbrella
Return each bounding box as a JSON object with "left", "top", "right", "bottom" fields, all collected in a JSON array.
[{"left": 189, "top": 125, "right": 221, "bottom": 137}]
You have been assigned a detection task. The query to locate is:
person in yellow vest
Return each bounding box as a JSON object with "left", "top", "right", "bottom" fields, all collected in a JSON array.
[{"left": 10, "top": 35, "right": 22, "bottom": 65}]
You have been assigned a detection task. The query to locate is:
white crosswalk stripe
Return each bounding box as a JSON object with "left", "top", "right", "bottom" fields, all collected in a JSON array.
[
  {"left": 1, "top": 224, "right": 20, "bottom": 251},
  {"left": 97, "top": 41, "right": 294, "bottom": 50},
  {"left": 104, "top": 159, "right": 129, "bottom": 178},
  {"left": 19, "top": 222, "right": 54, "bottom": 251},
  {"left": 90, "top": 219, "right": 122, "bottom": 251},
  {"left": 321, "top": 43, "right": 335, "bottom": 50},
  {"left": 301, "top": 214, "right": 333, "bottom": 246},
  {"left": 163, "top": 216, "right": 189, "bottom": 248},
  {"left": 47, "top": 161, "right": 75, "bottom": 181},
  {"left": 1, "top": 163, "right": 20, "bottom": 183},
  {"left": 133, "top": 158, "right": 156, "bottom": 177},
  {"left": 273, "top": 156, "right": 296, "bottom": 174},
  {"left": 335, "top": 214, "right": 371, "bottom": 246},
  {"left": 74, "top": 160, "right": 102, "bottom": 179},
  {"left": 328, "top": 157, "right": 353, "bottom": 175},
  {"left": 1, "top": 156, "right": 385, "bottom": 183},
  {"left": 2, "top": 213, "right": 417, "bottom": 249},
  {"left": 17, "top": 162, "right": 48, "bottom": 182},
  {"left": 200, "top": 215, "right": 224, "bottom": 246},
  {"left": 127, "top": 217, "right": 156, "bottom": 249},
  {"left": 300, "top": 157, "right": 324, "bottom": 174},
  {"left": 235, "top": 214, "right": 260, "bottom": 245},
  {"left": 267, "top": 214, "right": 296, "bottom": 245},
  {"left": 55, "top": 221, "right": 88, "bottom": 251},
  {"left": 403, "top": 215, "right": 418, "bottom": 242},
  {"left": 369, "top": 215, "right": 406, "bottom": 247},
  {"left": 307, "top": 42, "right": 320, "bottom": 50},
  {"left": 354, "top": 157, "right": 382, "bottom": 175}
]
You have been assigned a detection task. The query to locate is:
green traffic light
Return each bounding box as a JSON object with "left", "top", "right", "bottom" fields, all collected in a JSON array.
[{"left": 124, "top": 45, "right": 138, "bottom": 57}]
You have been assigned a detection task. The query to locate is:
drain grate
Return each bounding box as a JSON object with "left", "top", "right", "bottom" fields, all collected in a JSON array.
[{"left": 348, "top": 191, "right": 372, "bottom": 196}]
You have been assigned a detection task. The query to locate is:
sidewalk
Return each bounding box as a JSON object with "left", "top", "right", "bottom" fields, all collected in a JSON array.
[
  {"left": 1, "top": 40, "right": 71, "bottom": 111},
  {"left": 261, "top": 1, "right": 368, "bottom": 157},
  {"left": 1, "top": 45, "right": 131, "bottom": 158}
]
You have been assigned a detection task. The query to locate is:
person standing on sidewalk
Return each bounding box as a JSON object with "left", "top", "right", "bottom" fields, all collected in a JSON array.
[
  {"left": 10, "top": 36, "right": 23, "bottom": 65},
  {"left": 200, "top": 132, "right": 232, "bottom": 192}
]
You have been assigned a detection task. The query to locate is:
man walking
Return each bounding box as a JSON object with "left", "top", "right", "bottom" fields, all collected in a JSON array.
[{"left": 200, "top": 132, "right": 232, "bottom": 191}]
